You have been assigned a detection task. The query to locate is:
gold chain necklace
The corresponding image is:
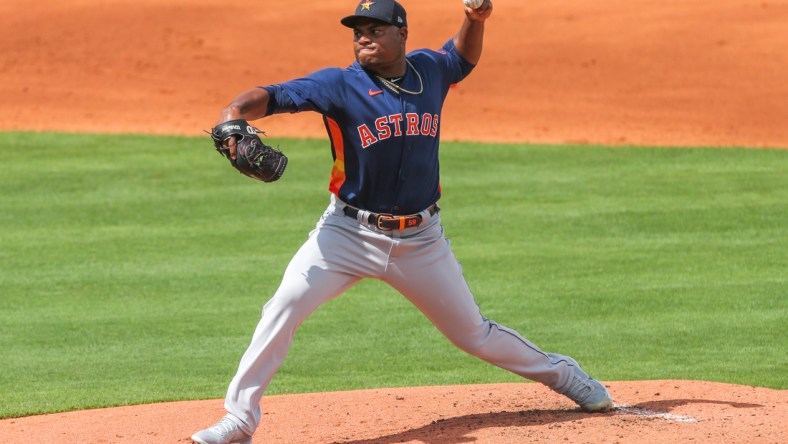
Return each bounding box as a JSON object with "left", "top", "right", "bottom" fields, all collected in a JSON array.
[{"left": 375, "top": 59, "right": 424, "bottom": 95}]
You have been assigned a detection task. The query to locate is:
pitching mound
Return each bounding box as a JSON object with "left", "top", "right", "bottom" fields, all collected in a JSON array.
[{"left": 1, "top": 381, "right": 785, "bottom": 443}]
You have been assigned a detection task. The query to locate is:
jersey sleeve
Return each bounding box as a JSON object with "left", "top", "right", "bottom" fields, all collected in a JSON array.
[
  {"left": 438, "top": 39, "right": 476, "bottom": 84},
  {"left": 265, "top": 68, "right": 346, "bottom": 115}
]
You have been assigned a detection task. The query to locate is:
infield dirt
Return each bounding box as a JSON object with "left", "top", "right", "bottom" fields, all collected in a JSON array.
[
  {"left": 1, "top": 0, "right": 787, "bottom": 148},
  {"left": 0, "top": 0, "right": 786, "bottom": 443}
]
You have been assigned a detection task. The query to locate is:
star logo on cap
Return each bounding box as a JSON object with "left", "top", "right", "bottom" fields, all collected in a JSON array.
[{"left": 360, "top": 1, "right": 375, "bottom": 10}]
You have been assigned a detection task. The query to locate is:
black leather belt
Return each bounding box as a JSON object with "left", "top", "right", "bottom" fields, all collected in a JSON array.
[{"left": 343, "top": 204, "right": 439, "bottom": 230}]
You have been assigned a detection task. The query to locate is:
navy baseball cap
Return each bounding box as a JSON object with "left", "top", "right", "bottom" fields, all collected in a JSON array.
[{"left": 341, "top": 0, "right": 407, "bottom": 28}]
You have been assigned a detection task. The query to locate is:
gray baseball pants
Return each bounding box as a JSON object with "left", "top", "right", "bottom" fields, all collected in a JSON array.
[{"left": 223, "top": 195, "right": 577, "bottom": 434}]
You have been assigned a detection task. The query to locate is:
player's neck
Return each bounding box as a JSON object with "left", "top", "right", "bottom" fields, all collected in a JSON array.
[
  {"left": 374, "top": 59, "right": 423, "bottom": 95},
  {"left": 367, "top": 58, "right": 407, "bottom": 80}
]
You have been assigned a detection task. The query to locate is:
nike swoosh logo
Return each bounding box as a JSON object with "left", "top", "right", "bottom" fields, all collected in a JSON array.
[{"left": 368, "top": 89, "right": 383, "bottom": 97}]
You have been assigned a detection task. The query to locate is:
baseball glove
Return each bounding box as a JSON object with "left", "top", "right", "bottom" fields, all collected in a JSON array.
[{"left": 210, "top": 119, "right": 288, "bottom": 183}]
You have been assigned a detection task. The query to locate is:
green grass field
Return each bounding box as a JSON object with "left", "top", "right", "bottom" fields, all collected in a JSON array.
[{"left": 1, "top": 132, "right": 785, "bottom": 418}]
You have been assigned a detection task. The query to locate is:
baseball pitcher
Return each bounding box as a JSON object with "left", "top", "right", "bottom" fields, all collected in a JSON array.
[{"left": 194, "top": 1, "right": 612, "bottom": 443}]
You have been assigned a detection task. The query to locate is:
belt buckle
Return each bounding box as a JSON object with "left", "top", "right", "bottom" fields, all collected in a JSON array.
[
  {"left": 376, "top": 214, "right": 422, "bottom": 230},
  {"left": 376, "top": 214, "right": 395, "bottom": 230}
]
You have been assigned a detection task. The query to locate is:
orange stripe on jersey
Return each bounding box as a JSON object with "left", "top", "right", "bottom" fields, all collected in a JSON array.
[{"left": 325, "top": 117, "right": 346, "bottom": 196}]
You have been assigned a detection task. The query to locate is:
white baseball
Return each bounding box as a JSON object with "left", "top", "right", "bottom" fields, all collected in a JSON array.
[{"left": 463, "top": 0, "right": 484, "bottom": 10}]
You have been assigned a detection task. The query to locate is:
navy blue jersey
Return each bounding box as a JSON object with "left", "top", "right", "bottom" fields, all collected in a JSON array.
[{"left": 265, "top": 39, "right": 474, "bottom": 215}]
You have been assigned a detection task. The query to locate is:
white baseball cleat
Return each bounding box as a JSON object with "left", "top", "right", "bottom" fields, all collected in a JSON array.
[
  {"left": 562, "top": 374, "right": 614, "bottom": 412},
  {"left": 191, "top": 414, "right": 253, "bottom": 444},
  {"left": 552, "top": 355, "right": 614, "bottom": 413}
]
